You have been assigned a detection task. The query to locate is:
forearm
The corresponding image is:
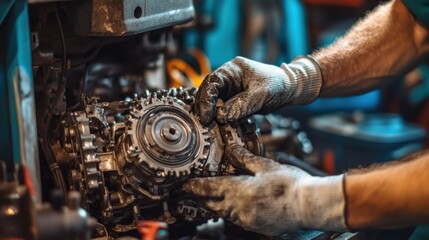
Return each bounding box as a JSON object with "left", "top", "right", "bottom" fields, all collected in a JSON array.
[
  {"left": 313, "top": 0, "right": 429, "bottom": 97},
  {"left": 345, "top": 152, "right": 429, "bottom": 230}
]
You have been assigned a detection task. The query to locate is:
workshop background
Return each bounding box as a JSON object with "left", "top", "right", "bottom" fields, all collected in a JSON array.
[
  {"left": 181, "top": 1, "right": 429, "bottom": 237},
  {"left": 1, "top": 0, "right": 429, "bottom": 239},
  {"left": 181, "top": 0, "right": 428, "bottom": 174}
]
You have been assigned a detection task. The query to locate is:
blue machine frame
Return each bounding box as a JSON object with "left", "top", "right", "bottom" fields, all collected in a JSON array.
[{"left": 0, "top": 0, "right": 40, "bottom": 198}]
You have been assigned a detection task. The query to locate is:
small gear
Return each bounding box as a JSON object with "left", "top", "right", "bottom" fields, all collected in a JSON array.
[
  {"left": 125, "top": 95, "right": 211, "bottom": 177},
  {"left": 74, "top": 112, "right": 101, "bottom": 190}
]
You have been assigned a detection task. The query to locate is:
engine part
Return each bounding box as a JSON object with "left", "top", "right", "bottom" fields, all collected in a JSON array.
[
  {"left": 123, "top": 96, "right": 210, "bottom": 177},
  {"left": 37, "top": 191, "right": 96, "bottom": 240},
  {"left": 254, "top": 114, "right": 313, "bottom": 160},
  {"left": 62, "top": 0, "right": 195, "bottom": 36},
  {"left": 51, "top": 86, "right": 320, "bottom": 239},
  {"left": 55, "top": 88, "right": 249, "bottom": 236}
]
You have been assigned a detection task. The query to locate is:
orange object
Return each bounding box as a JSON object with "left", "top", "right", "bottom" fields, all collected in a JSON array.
[
  {"left": 188, "top": 48, "right": 211, "bottom": 77},
  {"left": 167, "top": 59, "right": 202, "bottom": 88},
  {"left": 138, "top": 220, "right": 168, "bottom": 240},
  {"left": 22, "top": 164, "right": 36, "bottom": 197},
  {"left": 167, "top": 48, "right": 211, "bottom": 88},
  {"left": 323, "top": 148, "right": 335, "bottom": 175}
]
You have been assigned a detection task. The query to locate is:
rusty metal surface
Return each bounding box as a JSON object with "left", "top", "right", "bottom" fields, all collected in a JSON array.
[
  {"left": 69, "top": 0, "right": 194, "bottom": 36},
  {"left": 13, "top": 68, "right": 40, "bottom": 199},
  {"left": 1, "top": 0, "right": 40, "bottom": 198},
  {"left": 91, "top": 0, "right": 126, "bottom": 35}
]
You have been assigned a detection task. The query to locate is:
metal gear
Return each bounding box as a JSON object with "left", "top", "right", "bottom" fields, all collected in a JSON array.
[
  {"left": 125, "top": 95, "right": 211, "bottom": 177},
  {"left": 66, "top": 111, "right": 102, "bottom": 191}
]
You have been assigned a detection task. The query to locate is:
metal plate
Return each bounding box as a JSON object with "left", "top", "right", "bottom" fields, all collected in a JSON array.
[{"left": 67, "top": 0, "right": 195, "bottom": 36}]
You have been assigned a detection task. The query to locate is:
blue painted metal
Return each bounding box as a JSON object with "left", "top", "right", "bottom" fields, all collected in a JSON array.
[
  {"left": 283, "top": 0, "right": 309, "bottom": 61},
  {"left": 185, "top": 0, "right": 309, "bottom": 66},
  {"left": 185, "top": 0, "right": 240, "bottom": 68},
  {"left": 0, "top": 0, "right": 16, "bottom": 175},
  {"left": 0, "top": 1, "right": 15, "bottom": 25},
  {"left": 0, "top": 0, "right": 40, "bottom": 197}
]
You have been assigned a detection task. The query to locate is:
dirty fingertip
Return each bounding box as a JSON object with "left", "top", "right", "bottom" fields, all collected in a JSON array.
[
  {"left": 198, "top": 102, "right": 214, "bottom": 125},
  {"left": 226, "top": 143, "right": 248, "bottom": 156}
]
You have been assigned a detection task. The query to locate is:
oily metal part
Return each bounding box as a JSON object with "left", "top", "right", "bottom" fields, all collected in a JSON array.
[
  {"left": 68, "top": 0, "right": 195, "bottom": 36},
  {"left": 125, "top": 96, "right": 211, "bottom": 177},
  {"left": 72, "top": 112, "right": 101, "bottom": 191},
  {"left": 55, "top": 88, "right": 270, "bottom": 234}
]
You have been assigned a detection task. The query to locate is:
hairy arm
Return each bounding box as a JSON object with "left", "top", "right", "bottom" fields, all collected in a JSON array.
[
  {"left": 314, "top": 0, "right": 429, "bottom": 96},
  {"left": 346, "top": 151, "right": 429, "bottom": 230}
]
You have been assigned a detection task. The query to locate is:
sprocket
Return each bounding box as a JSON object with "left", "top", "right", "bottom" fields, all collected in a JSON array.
[{"left": 124, "top": 95, "right": 211, "bottom": 177}]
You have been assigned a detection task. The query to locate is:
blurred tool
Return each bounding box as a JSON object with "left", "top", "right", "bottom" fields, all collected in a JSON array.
[
  {"left": 0, "top": 161, "right": 95, "bottom": 240},
  {"left": 37, "top": 190, "right": 96, "bottom": 240},
  {"left": 0, "top": 162, "right": 35, "bottom": 239}
]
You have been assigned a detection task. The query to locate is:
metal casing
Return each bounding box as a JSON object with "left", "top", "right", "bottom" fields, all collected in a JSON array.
[{"left": 68, "top": 0, "right": 195, "bottom": 36}]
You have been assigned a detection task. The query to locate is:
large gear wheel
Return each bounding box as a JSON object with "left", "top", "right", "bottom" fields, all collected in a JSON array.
[{"left": 125, "top": 95, "right": 211, "bottom": 177}]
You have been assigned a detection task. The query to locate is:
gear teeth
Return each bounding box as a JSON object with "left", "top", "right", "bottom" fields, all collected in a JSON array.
[
  {"left": 168, "top": 88, "right": 177, "bottom": 97},
  {"left": 166, "top": 96, "right": 174, "bottom": 104},
  {"left": 161, "top": 89, "right": 168, "bottom": 97},
  {"left": 142, "top": 89, "right": 150, "bottom": 98},
  {"left": 73, "top": 112, "right": 101, "bottom": 191},
  {"left": 125, "top": 88, "right": 212, "bottom": 178}
]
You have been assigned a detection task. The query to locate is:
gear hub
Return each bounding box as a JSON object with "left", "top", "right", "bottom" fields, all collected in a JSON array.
[{"left": 124, "top": 96, "right": 211, "bottom": 177}]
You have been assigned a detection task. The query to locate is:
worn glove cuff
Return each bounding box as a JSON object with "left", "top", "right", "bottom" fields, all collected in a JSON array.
[
  {"left": 280, "top": 55, "right": 323, "bottom": 105},
  {"left": 294, "top": 174, "right": 348, "bottom": 232}
]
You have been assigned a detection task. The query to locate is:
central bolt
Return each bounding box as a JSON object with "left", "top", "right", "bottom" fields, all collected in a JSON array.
[
  {"left": 169, "top": 128, "right": 176, "bottom": 135},
  {"left": 161, "top": 124, "right": 181, "bottom": 142}
]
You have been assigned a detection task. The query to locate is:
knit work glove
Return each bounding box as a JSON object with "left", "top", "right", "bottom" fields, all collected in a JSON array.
[
  {"left": 183, "top": 144, "right": 347, "bottom": 236},
  {"left": 195, "top": 56, "right": 323, "bottom": 125}
]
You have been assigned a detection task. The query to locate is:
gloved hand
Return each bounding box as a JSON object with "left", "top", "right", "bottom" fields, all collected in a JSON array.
[
  {"left": 183, "top": 144, "right": 347, "bottom": 236},
  {"left": 195, "top": 56, "right": 323, "bottom": 125}
]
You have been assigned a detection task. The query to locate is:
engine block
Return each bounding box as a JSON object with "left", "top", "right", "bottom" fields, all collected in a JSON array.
[{"left": 57, "top": 88, "right": 253, "bottom": 235}]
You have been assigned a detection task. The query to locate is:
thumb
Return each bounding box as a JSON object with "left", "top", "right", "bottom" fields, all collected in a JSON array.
[
  {"left": 216, "top": 91, "right": 264, "bottom": 123},
  {"left": 226, "top": 143, "right": 280, "bottom": 174}
]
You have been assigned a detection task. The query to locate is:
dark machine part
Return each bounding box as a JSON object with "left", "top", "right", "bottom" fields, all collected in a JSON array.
[
  {"left": 64, "top": 0, "right": 194, "bottom": 36},
  {"left": 36, "top": 190, "right": 96, "bottom": 240},
  {"left": 0, "top": 163, "right": 36, "bottom": 239},
  {"left": 52, "top": 88, "right": 261, "bottom": 236},
  {"left": 253, "top": 114, "right": 313, "bottom": 160},
  {"left": 48, "top": 86, "right": 325, "bottom": 238},
  {"left": 28, "top": 0, "right": 194, "bottom": 36},
  {"left": 0, "top": 161, "right": 95, "bottom": 240},
  {"left": 29, "top": 1, "right": 194, "bottom": 211},
  {"left": 27, "top": 1, "right": 352, "bottom": 239}
]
